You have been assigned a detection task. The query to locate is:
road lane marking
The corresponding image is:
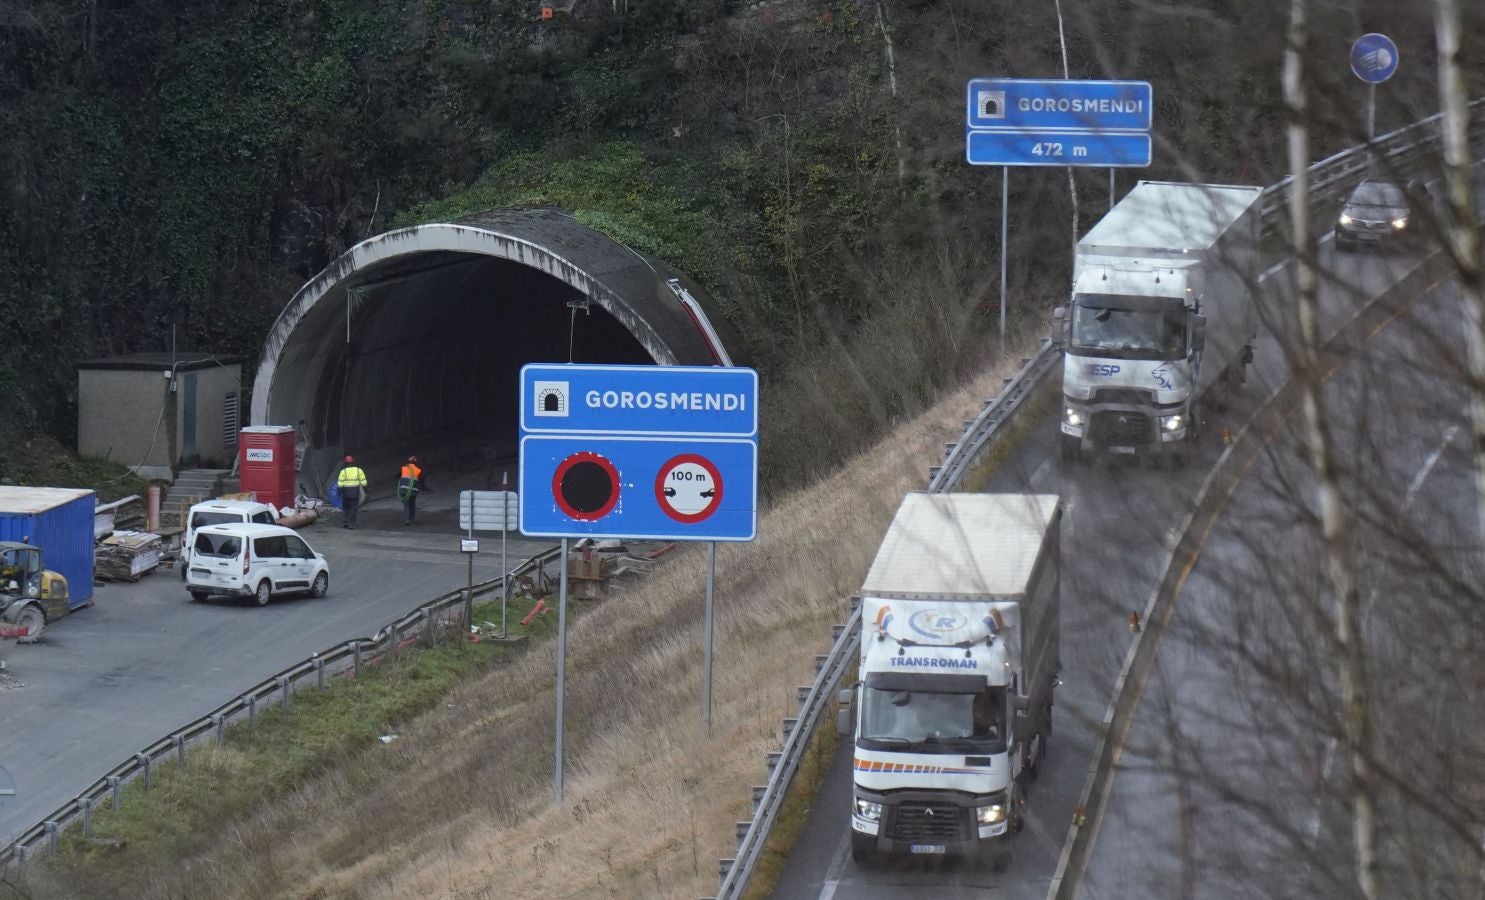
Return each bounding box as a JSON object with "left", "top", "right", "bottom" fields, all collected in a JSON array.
[
  {"left": 1402, "top": 424, "right": 1460, "bottom": 509},
  {"left": 1307, "top": 737, "right": 1338, "bottom": 841},
  {"left": 816, "top": 825, "right": 853, "bottom": 900},
  {"left": 1030, "top": 458, "right": 1053, "bottom": 488}
]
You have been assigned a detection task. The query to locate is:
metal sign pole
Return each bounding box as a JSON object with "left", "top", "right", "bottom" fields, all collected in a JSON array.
[
  {"left": 501, "top": 472, "right": 510, "bottom": 637},
  {"left": 555, "top": 537, "right": 568, "bottom": 803},
  {"left": 465, "top": 492, "right": 474, "bottom": 599},
  {"left": 1000, "top": 166, "right": 1009, "bottom": 353},
  {"left": 703, "top": 541, "right": 716, "bottom": 735},
  {"left": 1109, "top": 168, "right": 1115, "bottom": 211},
  {"left": 1366, "top": 83, "right": 1375, "bottom": 139}
]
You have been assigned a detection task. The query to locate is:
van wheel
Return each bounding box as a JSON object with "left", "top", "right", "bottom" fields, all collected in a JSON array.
[
  {"left": 310, "top": 572, "right": 329, "bottom": 599},
  {"left": 189, "top": 591, "right": 209, "bottom": 603},
  {"left": 6, "top": 604, "right": 45, "bottom": 643},
  {"left": 254, "top": 580, "right": 273, "bottom": 607}
]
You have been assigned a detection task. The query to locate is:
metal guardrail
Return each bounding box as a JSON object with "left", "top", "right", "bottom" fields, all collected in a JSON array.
[
  {"left": 706, "top": 100, "right": 1485, "bottom": 899},
  {"left": 0, "top": 544, "right": 564, "bottom": 870}
]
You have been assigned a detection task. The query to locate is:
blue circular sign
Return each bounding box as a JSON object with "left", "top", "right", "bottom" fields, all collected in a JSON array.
[{"left": 1350, "top": 33, "right": 1399, "bottom": 84}]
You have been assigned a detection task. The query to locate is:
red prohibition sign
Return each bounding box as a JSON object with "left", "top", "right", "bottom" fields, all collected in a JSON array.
[
  {"left": 552, "top": 451, "right": 620, "bottom": 521},
  {"left": 655, "top": 453, "right": 724, "bottom": 524}
]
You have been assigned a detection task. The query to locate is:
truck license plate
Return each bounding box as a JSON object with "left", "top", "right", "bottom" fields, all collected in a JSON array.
[
  {"left": 1111, "top": 445, "right": 1136, "bottom": 455},
  {"left": 910, "top": 844, "right": 946, "bottom": 855}
]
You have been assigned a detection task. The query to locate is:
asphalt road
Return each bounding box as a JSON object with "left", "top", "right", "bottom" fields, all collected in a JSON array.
[
  {"left": 766, "top": 233, "right": 1440, "bottom": 900},
  {"left": 0, "top": 483, "right": 555, "bottom": 845},
  {"left": 1080, "top": 261, "right": 1479, "bottom": 899}
]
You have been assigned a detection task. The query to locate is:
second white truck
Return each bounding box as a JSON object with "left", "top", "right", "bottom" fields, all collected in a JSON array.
[
  {"left": 1054, "top": 180, "right": 1264, "bottom": 465},
  {"left": 844, "top": 492, "right": 1061, "bottom": 866}
]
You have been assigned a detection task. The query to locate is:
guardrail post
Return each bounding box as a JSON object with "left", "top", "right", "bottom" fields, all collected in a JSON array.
[
  {"left": 212, "top": 713, "right": 225, "bottom": 744},
  {"left": 832, "top": 623, "right": 844, "bottom": 640},
  {"left": 13, "top": 843, "right": 26, "bottom": 870},
  {"left": 314, "top": 655, "right": 325, "bottom": 690},
  {"left": 718, "top": 858, "right": 734, "bottom": 882},
  {"left": 44, "top": 821, "right": 58, "bottom": 854},
  {"left": 735, "top": 821, "right": 751, "bottom": 851},
  {"left": 172, "top": 733, "right": 186, "bottom": 766},
  {"left": 419, "top": 607, "right": 432, "bottom": 645},
  {"left": 927, "top": 465, "right": 942, "bottom": 481},
  {"left": 278, "top": 675, "right": 291, "bottom": 711},
  {"left": 796, "top": 685, "right": 810, "bottom": 706},
  {"left": 351, "top": 641, "right": 362, "bottom": 676},
  {"left": 247, "top": 694, "right": 257, "bottom": 727},
  {"left": 765, "top": 751, "right": 782, "bottom": 774},
  {"left": 943, "top": 442, "right": 957, "bottom": 457},
  {"left": 80, "top": 797, "right": 93, "bottom": 837},
  {"left": 751, "top": 786, "right": 766, "bottom": 815},
  {"left": 814, "top": 655, "right": 827, "bottom": 675},
  {"left": 135, "top": 753, "right": 151, "bottom": 789},
  {"left": 781, "top": 718, "right": 798, "bottom": 741},
  {"left": 108, "top": 775, "right": 121, "bottom": 810}
]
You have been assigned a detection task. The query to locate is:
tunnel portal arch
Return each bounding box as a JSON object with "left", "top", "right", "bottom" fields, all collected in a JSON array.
[{"left": 252, "top": 208, "right": 740, "bottom": 495}]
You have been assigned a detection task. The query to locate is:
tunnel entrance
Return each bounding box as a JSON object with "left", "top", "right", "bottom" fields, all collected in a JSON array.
[{"left": 253, "top": 209, "right": 738, "bottom": 499}]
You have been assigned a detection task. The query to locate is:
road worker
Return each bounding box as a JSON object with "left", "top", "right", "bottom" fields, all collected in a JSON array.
[
  {"left": 398, "top": 455, "right": 427, "bottom": 525},
  {"left": 337, "top": 455, "right": 369, "bottom": 529}
]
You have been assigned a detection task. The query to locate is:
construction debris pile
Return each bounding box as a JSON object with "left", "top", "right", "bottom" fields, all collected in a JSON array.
[{"left": 95, "top": 531, "right": 163, "bottom": 582}]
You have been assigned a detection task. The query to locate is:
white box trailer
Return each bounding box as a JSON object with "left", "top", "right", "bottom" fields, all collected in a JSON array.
[
  {"left": 1055, "top": 180, "right": 1263, "bottom": 464},
  {"left": 846, "top": 492, "right": 1061, "bottom": 864}
]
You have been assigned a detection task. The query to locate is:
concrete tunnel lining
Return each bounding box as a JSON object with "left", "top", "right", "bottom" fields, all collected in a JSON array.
[{"left": 252, "top": 208, "right": 741, "bottom": 498}]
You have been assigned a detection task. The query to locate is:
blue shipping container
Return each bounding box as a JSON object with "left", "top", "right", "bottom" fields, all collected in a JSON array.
[{"left": 0, "top": 487, "right": 97, "bottom": 607}]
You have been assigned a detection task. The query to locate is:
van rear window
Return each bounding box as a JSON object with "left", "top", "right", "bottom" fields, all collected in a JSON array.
[
  {"left": 194, "top": 533, "right": 243, "bottom": 558},
  {"left": 191, "top": 511, "right": 242, "bottom": 531}
]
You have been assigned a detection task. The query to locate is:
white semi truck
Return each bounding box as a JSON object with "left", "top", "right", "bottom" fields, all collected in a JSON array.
[
  {"left": 1054, "top": 181, "right": 1263, "bottom": 465},
  {"left": 844, "top": 492, "right": 1061, "bottom": 865}
]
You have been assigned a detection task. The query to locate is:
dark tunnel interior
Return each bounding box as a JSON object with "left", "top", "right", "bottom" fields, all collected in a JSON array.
[{"left": 267, "top": 251, "right": 655, "bottom": 494}]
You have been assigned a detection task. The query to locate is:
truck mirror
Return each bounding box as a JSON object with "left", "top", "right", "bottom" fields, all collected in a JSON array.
[
  {"left": 1191, "top": 314, "right": 1207, "bottom": 352},
  {"left": 1050, "top": 307, "right": 1067, "bottom": 348},
  {"left": 837, "top": 707, "right": 853, "bottom": 736},
  {"left": 838, "top": 687, "right": 854, "bottom": 707}
]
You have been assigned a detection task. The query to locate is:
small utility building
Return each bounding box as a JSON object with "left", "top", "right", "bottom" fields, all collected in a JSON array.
[{"left": 77, "top": 353, "right": 244, "bottom": 478}]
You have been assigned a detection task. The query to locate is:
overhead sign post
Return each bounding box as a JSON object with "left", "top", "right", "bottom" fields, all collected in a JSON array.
[
  {"left": 519, "top": 362, "right": 760, "bottom": 800},
  {"left": 965, "top": 77, "right": 1154, "bottom": 351},
  {"left": 1349, "top": 33, "right": 1399, "bottom": 139}
]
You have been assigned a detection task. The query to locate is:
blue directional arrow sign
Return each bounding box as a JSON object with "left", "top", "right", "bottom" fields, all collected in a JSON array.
[
  {"left": 1349, "top": 33, "right": 1399, "bottom": 84},
  {"left": 521, "top": 363, "right": 757, "bottom": 437},
  {"left": 966, "top": 130, "right": 1151, "bottom": 168},
  {"left": 966, "top": 79, "right": 1153, "bottom": 132},
  {"left": 519, "top": 435, "right": 757, "bottom": 541}
]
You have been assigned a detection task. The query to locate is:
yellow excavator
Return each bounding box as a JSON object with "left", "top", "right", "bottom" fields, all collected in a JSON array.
[{"left": 0, "top": 539, "right": 70, "bottom": 643}]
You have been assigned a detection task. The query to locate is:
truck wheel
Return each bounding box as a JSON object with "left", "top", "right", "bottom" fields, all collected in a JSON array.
[
  {"left": 1059, "top": 434, "right": 1080, "bottom": 464},
  {"left": 850, "top": 831, "right": 876, "bottom": 865},
  {"left": 8, "top": 604, "right": 45, "bottom": 643},
  {"left": 189, "top": 591, "right": 209, "bottom": 603},
  {"left": 254, "top": 580, "right": 273, "bottom": 607}
]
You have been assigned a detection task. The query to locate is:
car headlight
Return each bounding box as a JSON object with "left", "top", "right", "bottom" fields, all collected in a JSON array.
[
  {"left": 1063, "top": 406, "right": 1084, "bottom": 427},
  {"left": 1160, "top": 414, "right": 1185, "bottom": 432},
  {"left": 855, "top": 798, "right": 882, "bottom": 821},
  {"left": 1391, "top": 217, "right": 1407, "bottom": 229},
  {"left": 976, "top": 797, "right": 1008, "bottom": 825},
  {"left": 1338, "top": 213, "right": 1352, "bottom": 225}
]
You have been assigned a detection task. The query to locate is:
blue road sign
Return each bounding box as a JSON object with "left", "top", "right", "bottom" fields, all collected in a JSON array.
[
  {"left": 519, "top": 435, "right": 757, "bottom": 541},
  {"left": 966, "top": 130, "right": 1151, "bottom": 168},
  {"left": 520, "top": 363, "right": 758, "bottom": 437},
  {"left": 966, "top": 79, "right": 1152, "bottom": 132},
  {"left": 1350, "top": 33, "right": 1399, "bottom": 84}
]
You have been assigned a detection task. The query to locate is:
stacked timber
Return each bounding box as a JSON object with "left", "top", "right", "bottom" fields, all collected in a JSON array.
[{"left": 96, "top": 531, "right": 163, "bottom": 581}]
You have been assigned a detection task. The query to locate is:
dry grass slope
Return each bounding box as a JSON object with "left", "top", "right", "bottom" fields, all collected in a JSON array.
[{"left": 75, "top": 342, "right": 1038, "bottom": 900}]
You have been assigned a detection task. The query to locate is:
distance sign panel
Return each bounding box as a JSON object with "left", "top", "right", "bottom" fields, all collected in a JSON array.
[
  {"left": 519, "top": 435, "right": 757, "bottom": 541},
  {"left": 521, "top": 363, "right": 758, "bottom": 437},
  {"left": 966, "top": 130, "right": 1151, "bottom": 168},
  {"left": 966, "top": 78, "right": 1153, "bottom": 132}
]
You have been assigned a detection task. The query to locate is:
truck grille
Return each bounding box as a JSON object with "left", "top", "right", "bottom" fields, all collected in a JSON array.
[
  {"left": 1095, "top": 387, "right": 1153, "bottom": 405},
  {"left": 889, "top": 801, "right": 965, "bottom": 842},
  {"left": 1091, "top": 411, "right": 1151, "bottom": 446}
]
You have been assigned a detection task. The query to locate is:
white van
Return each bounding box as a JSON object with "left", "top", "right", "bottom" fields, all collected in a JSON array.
[
  {"left": 185, "top": 523, "right": 329, "bottom": 606},
  {"left": 180, "top": 499, "right": 278, "bottom": 579}
]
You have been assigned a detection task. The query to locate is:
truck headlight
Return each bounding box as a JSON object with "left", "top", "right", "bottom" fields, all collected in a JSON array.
[
  {"left": 976, "top": 796, "right": 1008, "bottom": 825},
  {"left": 1338, "top": 213, "right": 1352, "bottom": 225},
  {"left": 855, "top": 798, "right": 882, "bottom": 821},
  {"left": 1160, "top": 414, "right": 1185, "bottom": 432},
  {"left": 1063, "top": 406, "right": 1084, "bottom": 427},
  {"left": 1391, "top": 217, "right": 1407, "bottom": 230}
]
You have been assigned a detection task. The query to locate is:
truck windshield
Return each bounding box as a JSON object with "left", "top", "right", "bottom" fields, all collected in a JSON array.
[
  {"left": 860, "top": 685, "right": 1006, "bottom": 754},
  {"left": 1069, "top": 294, "right": 1186, "bottom": 359}
]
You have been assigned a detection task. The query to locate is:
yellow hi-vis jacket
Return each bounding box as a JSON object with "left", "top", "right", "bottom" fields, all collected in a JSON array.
[{"left": 337, "top": 466, "right": 368, "bottom": 495}]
